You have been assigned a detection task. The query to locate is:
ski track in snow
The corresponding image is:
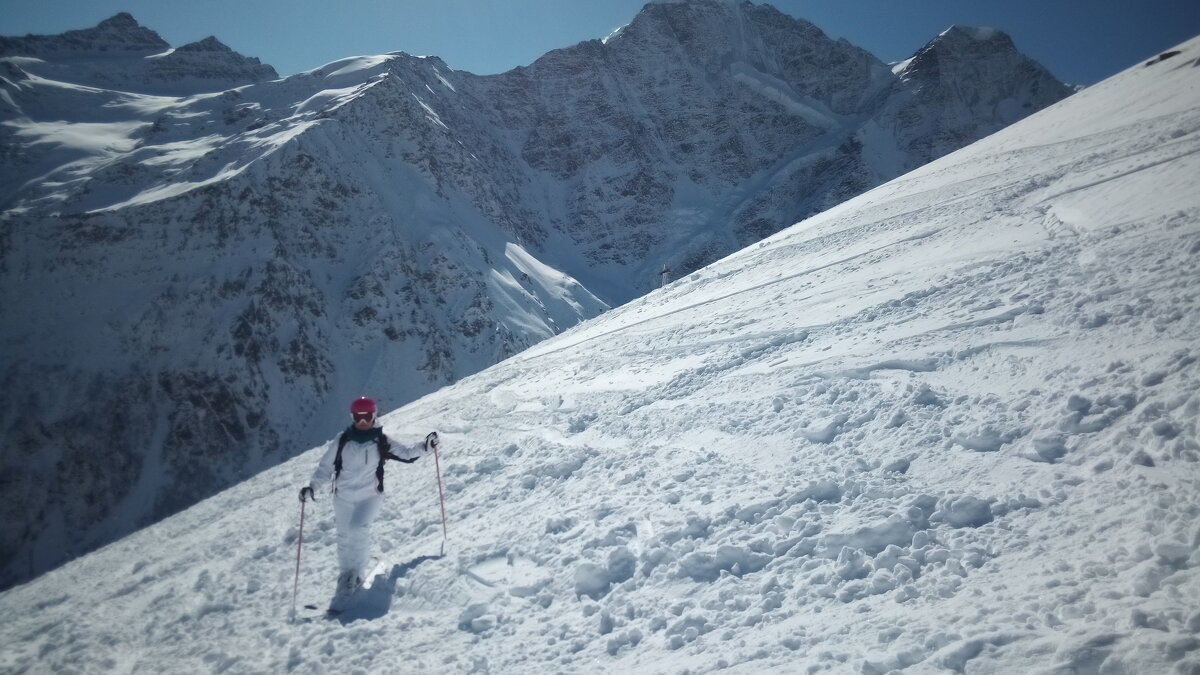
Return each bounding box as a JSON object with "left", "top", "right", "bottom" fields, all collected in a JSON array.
[{"left": 2, "top": 38, "right": 1200, "bottom": 675}]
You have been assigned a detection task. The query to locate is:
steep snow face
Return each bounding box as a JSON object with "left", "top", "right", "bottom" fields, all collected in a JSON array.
[
  {"left": 0, "top": 3, "right": 1073, "bottom": 590},
  {"left": 0, "top": 36, "right": 1196, "bottom": 675}
]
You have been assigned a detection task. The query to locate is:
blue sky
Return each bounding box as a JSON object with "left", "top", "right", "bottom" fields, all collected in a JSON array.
[{"left": 2, "top": 0, "right": 1198, "bottom": 85}]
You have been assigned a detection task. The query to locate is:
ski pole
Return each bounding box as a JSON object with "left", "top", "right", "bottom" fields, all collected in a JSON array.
[
  {"left": 428, "top": 432, "right": 449, "bottom": 555},
  {"left": 291, "top": 498, "right": 306, "bottom": 620}
]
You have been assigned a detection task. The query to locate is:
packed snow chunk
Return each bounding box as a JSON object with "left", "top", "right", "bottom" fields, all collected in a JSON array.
[
  {"left": 932, "top": 496, "right": 994, "bottom": 528},
  {"left": 953, "top": 424, "right": 1022, "bottom": 452},
  {"left": 1044, "top": 632, "right": 1133, "bottom": 674},
  {"left": 606, "top": 628, "right": 643, "bottom": 656},
  {"left": 598, "top": 609, "right": 616, "bottom": 635},
  {"left": 457, "top": 603, "right": 496, "bottom": 633},
  {"left": 607, "top": 546, "right": 637, "bottom": 585},
  {"left": 683, "top": 515, "right": 712, "bottom": 539},
  {"left": 934, "top": 631, "right": 1028, "bottom": 671},
  {"left": 474, "top": 457, "right": 504, "bottom": 475},
  {"left": 536, "top": 448, "right": 594, "bottom": 480},
  {"left": 677, "top": 545, "right": 772, "bottom": 582},
  {"left": 1150, "top": 419, "right": 1179, "bottom": 440},
  {"left": 1058, "top": 392, "right": 1137, "bottom": 434},
  {"left": 545, "top": 516, "right": 576, "bottom": 534},
  {"left": 1153, "top": 540, "right": 1193, "bottom": 566},
  {"left": 912, "top": 385, "right": 947, "bottom": 407},
  {"left": 861, "top": 647, "right": 926, "bottom": 675},
  {"left": 1067, "top": 394, "right": 1093, "bottom": 413},
  {"left": 833, "top": 546, "right": 873, "bottom": 581},
  {"left": 1024, "top": 434, "right": 1069, "bottom": 463},
  {"left": 733, "top": 499, "right": 783, "bottom": 524},
  {"left": 822, "top": 515, "right": 918, "bottom": 556},
  {"left": 639, "top": 546, "right": 674, "bottom": 577},
  {"left": 574, "top": 562, "right": 611, "bottom": 599},
  {"left": 592, "top": 522, "right": 638, "bottom": 548},
  {"left": 661, "top": 515, "right": 712, "bottom": 544},
  {"left": 665, "top": 614, "right": 711, "bottom": 650},
  {"left": 786, "top": 480, "right": 843, "bottom": 506},
  {"left": 801, "top": 414, "right": 849, "bottom": 443}
]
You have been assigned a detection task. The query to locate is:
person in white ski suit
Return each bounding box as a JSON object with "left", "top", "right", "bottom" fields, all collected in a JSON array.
[{"left": 299, "top": 397, "right": 437, "bottom": 593}]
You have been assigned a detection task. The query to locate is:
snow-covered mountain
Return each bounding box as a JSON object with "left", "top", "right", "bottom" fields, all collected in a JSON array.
[
  {"left": 0, "top": 12, "right": 278, "bottom": 95},
  {"left": 883, "top": 26, "right": 1080, "bottom": 170},
  {"left": 475, "top": 5, "right": 1074, "bottom": 295},
  {"left": 0, "top": 3, "right": 1073, "bottom": 590},
  {"left": 0, "top": 34, "right": 1196, "bottom": 674}
]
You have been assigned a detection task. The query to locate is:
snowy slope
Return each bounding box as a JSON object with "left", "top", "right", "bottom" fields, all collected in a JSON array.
[{"left": 2, "top": 36, "right": 1197, "bottom": 675}]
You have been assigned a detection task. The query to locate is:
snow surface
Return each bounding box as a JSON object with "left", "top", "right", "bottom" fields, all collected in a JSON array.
[{"left": 2, "top": 37, "right": 1199, "bottom": 675}]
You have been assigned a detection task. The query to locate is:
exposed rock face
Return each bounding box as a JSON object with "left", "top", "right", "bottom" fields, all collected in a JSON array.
[
  {"left": 467, "top": 4, "right": 1073, "bottom": 289},
  {"left": 481, "top": 2, "right": 892, "bottom": 276},
  {"left": 0, "top": 3, "right": 1072, "bottom": 589},
  {"left": 883, "top": 25, "right": 1078, "bottom": 169}
]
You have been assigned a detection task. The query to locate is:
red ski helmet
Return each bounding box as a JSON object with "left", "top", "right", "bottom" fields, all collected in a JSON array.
[{"left": 350, "top": 397, "right": 377, "bottom": 416}]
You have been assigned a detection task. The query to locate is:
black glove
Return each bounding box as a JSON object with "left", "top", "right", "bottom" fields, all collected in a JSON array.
[
  {"left": 383, "top": 450, "right": 417, "bottom": 464},
  {"left": 299, "top": 485, "right": 315, "bottom": 502},
  {"left": 425, "top": 431, "right": 439, "bottom": 451}
]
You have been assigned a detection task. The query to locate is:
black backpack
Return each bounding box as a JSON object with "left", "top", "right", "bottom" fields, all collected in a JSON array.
[{"left": 334, "top": 429, "right": 416, "bottom": 493}]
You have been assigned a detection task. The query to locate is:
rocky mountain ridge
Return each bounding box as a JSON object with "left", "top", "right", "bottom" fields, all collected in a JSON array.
[
  {"left": 0, "top": 2, "right": 1073, "bottom": 589},
  {"left": 0, "top": 12, "right": 168, "bottom": 55},
  {"left": 0, "top": 12, "right": 278, "bottom": 95}
]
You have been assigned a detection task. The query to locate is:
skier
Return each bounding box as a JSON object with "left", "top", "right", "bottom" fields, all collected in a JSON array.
[{"left": 298, "top": 396, "right": 438, "bottom": 598}]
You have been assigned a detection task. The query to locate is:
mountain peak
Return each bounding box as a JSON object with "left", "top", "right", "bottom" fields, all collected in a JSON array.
[
  {"left": 0, "top": 15, "right": 277, "bottom": 93},
  {"left": 933, "top": 25, "right": 1017, "bottom": 51},
  {"left": 59, "top": 11, "right": 170, "bottom": 53},
  {"left": 605, "top": 0, "right": 869, "bottom": 77},
  {"left": 891, "top": 21, "right": 1073, "bottom": 159},
  {"left": 900, "top": 21, "right": 1068, "bottom": 91},
  {"left": 96, "top": 12, "right": 142, "bottom": 30},
  {"left": 632, "top": 0, "right": 823, "bottom": 37},
  {"left": 0, "top": 12, "right": 168, "bottom": 56},
  {"left": 176, "top": 36, "right": 234, "bottom": 54}
]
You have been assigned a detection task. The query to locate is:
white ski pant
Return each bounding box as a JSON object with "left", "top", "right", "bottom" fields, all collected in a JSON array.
[{"left": 333, "top": 491, "right": 382, "bottom": 576}]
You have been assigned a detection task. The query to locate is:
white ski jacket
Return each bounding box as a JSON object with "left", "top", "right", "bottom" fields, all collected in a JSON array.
[{"left": 309, "top": 427, "right": 423, "bottom": 501}]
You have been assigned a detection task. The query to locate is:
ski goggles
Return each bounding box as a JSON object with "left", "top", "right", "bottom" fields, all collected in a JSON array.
[{"left": 352, "top": 412, "right": 375, "bottom": 422}]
